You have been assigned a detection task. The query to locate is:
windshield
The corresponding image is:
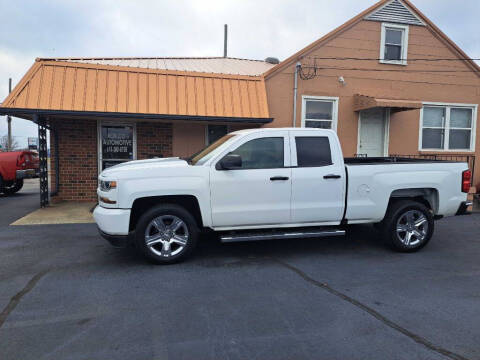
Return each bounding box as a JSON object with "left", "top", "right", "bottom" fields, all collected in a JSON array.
[{"left": 189, "top": 134, "right": 235, "bottom": 165}]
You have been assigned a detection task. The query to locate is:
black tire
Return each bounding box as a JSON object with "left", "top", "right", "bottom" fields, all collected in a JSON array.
[
  {"left": 134, "top": 204, "right": 199, "bottom": 264},
  {"left": 381, "top": 200, "right": 434, "bottom": 253},
  {"left": 2, "top": 179, "right": 24, "bottom": 195},
  {"left": 0, "top": 175, "right": 4, "bottom": 194}
]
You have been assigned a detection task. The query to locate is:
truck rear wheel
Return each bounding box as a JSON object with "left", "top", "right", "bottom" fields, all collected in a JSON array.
[
  {"left": 134, "top": 204, "right": 199, "bottom": 264},
  {"left": 381, "top": 200, "right": 434, "bottom": 252},
  {"left": 2, "top": 179, "right": 24, "bottom": 195}
]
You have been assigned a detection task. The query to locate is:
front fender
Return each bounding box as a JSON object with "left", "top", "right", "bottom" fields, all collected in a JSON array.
[{"left": 118, "top": 176, "right": 212, "bottom": 227}]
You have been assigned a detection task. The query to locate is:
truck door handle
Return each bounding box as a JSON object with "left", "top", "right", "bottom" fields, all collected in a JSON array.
[
  {"left": 324, "top": 174, "right": 341, "bottom": 179},
  {"left": 270, "top": 176, "right": 289, "bottom": 181}
]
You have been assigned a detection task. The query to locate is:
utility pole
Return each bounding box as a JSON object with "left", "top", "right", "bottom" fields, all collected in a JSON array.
[
  {"left": 223, "top": 24, "right": 228, "bottom": 58},
  {"left": 7, "top": 78, "right": 12, "bottom": 151}
]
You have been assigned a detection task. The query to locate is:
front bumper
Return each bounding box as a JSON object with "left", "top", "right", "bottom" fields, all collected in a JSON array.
[
  {"left": 93, "top": 205, "right": 131, "bottom": 235},
  {"left": 93, "top": 205, "right": 132, "bottom": 248},
  {"left": 98, "top": 229, "right": 131, "bottom": 248},
  {"left": 456, "top": 201, "right": 473, "bottom": 216},
  {"left": 16, "top": 169, "right": 36, "bottom": 180}
]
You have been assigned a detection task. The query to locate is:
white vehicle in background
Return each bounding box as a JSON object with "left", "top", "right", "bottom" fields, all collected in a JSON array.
[{"left": 94, "top": 128, "right": 472, "bottom": 264}]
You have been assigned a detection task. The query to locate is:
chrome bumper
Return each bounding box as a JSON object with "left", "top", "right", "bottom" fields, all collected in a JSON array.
[{"left": 16, "top": 169, "right": 36, "bottom": 179}]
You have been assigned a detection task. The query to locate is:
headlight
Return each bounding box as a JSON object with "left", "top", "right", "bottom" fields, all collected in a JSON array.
[{"left": 100, "top": 180, "right": 117, "bottom": 191}]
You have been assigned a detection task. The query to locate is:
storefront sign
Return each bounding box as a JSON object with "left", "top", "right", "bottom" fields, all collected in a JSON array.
[{"left": 101, "top": 125, "right": 134, "bottom": 169}]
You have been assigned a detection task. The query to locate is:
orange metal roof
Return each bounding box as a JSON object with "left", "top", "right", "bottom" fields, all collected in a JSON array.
[
  {"left": 1, "top": 59, "right": 270, "bottom": 119},
  {"left": 39, "top": 57, "right": 275, "bottom": 76}
]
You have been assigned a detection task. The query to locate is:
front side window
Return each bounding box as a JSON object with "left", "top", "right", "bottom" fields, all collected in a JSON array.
[
  {"left": 296, "top": 137, "right": 332, "bottom": 167},
  {"left": 228, "top": 137, "right": 284, "bottom": 169},
  {"left": 302, "top": 97, "right": 338, "bottom": 130},
  {"left": 421, "top": 105, "right": 476, "bottom": 151},
  {"left": 380, "top": 23, "right": 408, "bottom": 65}
]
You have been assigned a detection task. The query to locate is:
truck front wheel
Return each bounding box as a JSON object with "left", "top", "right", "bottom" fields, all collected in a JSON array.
[
  {"left": 381, "top": 200, "right": 434, "bottom": 252},
  {"left": 2, "top": 179, "right": 24, "bottom": 195},
  {"left": 134, "top": 204, "right": 199, "bottom": 264}
]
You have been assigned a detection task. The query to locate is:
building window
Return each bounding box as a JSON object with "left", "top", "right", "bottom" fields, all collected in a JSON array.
[
  {"left": 98, "top": 122, "right": 136, "bottom": 170},
  {"left": 207, "top": 125, "right": 228, "bottom": 145},
  {"left": 301, "top": 96, "right": 339, "bottom": 131},
  {"left": 380, "top": 23, "right": 409, "bottom": 65},
  {"left": 420, "top": 104, "right": 477, "bottom": 151}
]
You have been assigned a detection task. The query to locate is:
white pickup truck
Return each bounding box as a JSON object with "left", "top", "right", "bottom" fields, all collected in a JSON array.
[{"left": 94, "top": 128, "right": 472, "bottom": 264}]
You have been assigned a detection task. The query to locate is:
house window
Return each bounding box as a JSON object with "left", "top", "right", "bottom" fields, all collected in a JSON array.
[
  {"left": 301, "top": 96, "right": 339, "bottom": 131},
  {"left": 380, "top": 23, "right": 409, "bottom": 65},
  {"left": 207, "top": 125, "right": 228, "bottom": 145},
  {"left": 420, "top": 104, "right": 477, "bottom": 151}
]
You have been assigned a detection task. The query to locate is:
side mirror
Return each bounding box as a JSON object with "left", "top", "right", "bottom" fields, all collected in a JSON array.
[{"left": 216, "top": 154, "right": 242, "bottom": 170}]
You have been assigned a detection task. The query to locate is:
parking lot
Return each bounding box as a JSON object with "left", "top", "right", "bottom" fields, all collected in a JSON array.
[{"left": 1, "top": 182, "right": 480, "bottom": 360}]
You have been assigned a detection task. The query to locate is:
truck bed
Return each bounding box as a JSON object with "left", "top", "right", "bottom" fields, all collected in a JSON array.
[{"left": 343, "top": 159, "right": 469, "bottom": 223}]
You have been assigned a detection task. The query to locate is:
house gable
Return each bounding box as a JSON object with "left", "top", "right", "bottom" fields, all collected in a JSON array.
[
  {"left": 364, "top": 0, "right": 425, "bottom": 26},
  {"left": 264, "top": 0, "right": 480, "bottom": 79},
  {"left": 263, "top": 1, "right": 479, "bottom": 157}
]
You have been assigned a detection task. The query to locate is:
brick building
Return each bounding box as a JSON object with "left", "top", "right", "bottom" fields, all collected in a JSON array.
[
  {"left": 1, "top": 0, "right": 479, "bottom": 203},
  {"left": 0, "top": 58, "right": 274, "bottom": 202}
]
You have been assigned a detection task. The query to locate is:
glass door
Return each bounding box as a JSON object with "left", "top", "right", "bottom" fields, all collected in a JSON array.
[{"left": 99, "top": 124, "right": 135, "bottom": 170}]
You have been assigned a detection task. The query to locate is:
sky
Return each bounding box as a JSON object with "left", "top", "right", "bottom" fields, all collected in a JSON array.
[{"left": 0, "top": 0, "right": 479, "bottom": 148}]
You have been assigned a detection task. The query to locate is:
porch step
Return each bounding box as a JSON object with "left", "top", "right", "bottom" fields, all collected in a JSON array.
[{"left": 220, "top": 227, "right": 345, "bottom": 243}]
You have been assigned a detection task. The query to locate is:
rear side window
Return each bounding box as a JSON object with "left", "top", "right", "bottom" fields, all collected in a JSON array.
[
  {"left": 295, "top": 137, "right": 332, "bottom": 167},
  {"left": 230, "top": 137, "right": 284, "bottom": 169}
]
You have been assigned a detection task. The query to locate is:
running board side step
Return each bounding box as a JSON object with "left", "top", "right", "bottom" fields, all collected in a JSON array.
[{"left": 220, "top": 228, "right": 345, "bottom": 243}]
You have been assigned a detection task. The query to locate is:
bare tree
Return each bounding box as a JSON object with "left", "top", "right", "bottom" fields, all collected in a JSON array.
[{"left": 0, "top": 135, "right": 20, "bottom": 151}]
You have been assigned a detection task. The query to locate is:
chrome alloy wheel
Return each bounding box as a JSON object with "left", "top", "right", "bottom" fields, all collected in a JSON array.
[
  {"left": 396, "top": 210, "right": 428, "bottom": 246},
  {"left": 144, "top": 215, "right": 189, "bottom": 257}
]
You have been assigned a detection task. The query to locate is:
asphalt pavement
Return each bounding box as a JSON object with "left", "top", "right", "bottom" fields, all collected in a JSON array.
[
  {"left": 0, "top": 178, "right": 40, "bottom": 227},
  {"left": 1, "top": 184, "right": 480, "bottom": 360}
]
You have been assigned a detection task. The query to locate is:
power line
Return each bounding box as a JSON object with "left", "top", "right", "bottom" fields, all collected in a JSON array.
[
  {"left": 303, "top": 56, "right": 480, "bottom": 62},
  {"left": 281, "top": 69, "right": 479, "bottom": 87},
  {"left": 0, "top": 135, "right": 33, "bottom": 139},
  {"left": 297, "top": 56, "right": 480, "bottom": 80},
  {"left": 300, "top": 65, "right": 480, "bottom": 73}
]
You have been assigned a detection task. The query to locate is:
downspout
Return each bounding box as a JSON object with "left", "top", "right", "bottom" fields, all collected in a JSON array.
[
  {"left": 51, "top": 128, "right": 60, "bottom": 196},
  {"left": 292, "top": 62, "right": 301, "bottom": 127}
]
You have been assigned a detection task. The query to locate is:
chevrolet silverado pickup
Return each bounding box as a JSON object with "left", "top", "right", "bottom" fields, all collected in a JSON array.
[{"left": 93, "top": 128, "right": 472, "bottom": 264}]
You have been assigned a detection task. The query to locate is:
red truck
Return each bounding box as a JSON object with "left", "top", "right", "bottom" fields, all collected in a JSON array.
[{"left": 0, "top": 151, "right": 39, "bottom": 195}]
